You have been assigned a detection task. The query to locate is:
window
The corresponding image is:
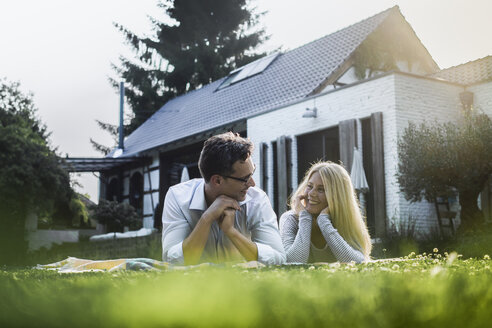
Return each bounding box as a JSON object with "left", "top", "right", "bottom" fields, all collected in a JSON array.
[
  {"left": 216, "top": 53, "right": 279, "bottom": 90},
  {"left": 129, "top": 172, "right": 144, "bottom": 212},
  {"left": 106, "top": 178, "right": 119, "bottom": 202}
]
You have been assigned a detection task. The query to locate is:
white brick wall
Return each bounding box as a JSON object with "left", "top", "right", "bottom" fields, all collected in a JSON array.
[
  {"left": 397, "top": 75, "right": 463, "bottom": 232},
  {"left": 393, "top": 74, "right": 464, "bottom": 234},
  {"left": 469, "top": 81, "right": 492, "bottom": 117}
]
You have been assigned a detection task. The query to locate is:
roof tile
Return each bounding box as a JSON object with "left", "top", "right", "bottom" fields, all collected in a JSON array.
[{"left": 429, "top": 56, "right": 492, "bottom": 85}]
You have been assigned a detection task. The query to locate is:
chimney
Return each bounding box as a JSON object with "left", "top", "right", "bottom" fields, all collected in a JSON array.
[{"left": 119, "top": 81, "right": 124, "bottom": 149}]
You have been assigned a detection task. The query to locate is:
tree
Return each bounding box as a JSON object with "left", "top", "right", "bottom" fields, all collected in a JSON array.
[
  {"left": 92, "top": 0, "right": 267, "bottom": 153},
  {"left": 0, "top": 79, "right": 74, "bottom": 264},
  {"left": 90, "top": 200, "right": 141, "bottom": 233},
  {"left": 397, "top": 111, "right": 492, "bottom": 231}
]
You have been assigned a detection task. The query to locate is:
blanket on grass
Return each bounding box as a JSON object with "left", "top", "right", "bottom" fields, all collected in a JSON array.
[
  {"left": 36, "top": 257, "right": 266, "bottom": 273},
  {"left": 37, "top": 257, "right": 406, "bottom": 273}
]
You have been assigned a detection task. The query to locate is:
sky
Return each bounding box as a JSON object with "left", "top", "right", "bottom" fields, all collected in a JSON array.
[{"left": 1, "top": 0, "right": 491, "bottom": 202}]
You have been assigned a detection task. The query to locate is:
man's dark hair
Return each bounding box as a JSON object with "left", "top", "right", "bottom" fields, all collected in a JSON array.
[{"left": 198, "top": 132, "right": 253, "bottom": 182}]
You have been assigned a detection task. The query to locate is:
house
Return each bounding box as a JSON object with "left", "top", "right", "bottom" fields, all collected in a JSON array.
[{"left": 88, "top": 6, "right": 492, "bottom": 238}]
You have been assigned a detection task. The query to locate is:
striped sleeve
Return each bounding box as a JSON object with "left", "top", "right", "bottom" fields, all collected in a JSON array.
[
  {"left": 279, "top": 210, "right": 312, "bottom": 263},
  {"left": 317, "top": 214, "right": 365, "bottom": 263}
]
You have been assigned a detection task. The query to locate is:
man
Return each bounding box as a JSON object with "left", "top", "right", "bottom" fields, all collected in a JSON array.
[{"left": 162, "top": 132, "right": 285, "bottom": 265}]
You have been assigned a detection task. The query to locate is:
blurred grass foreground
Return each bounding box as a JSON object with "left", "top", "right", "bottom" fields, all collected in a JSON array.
[{"left": 1, "top": 251, "right": 492, "bottom": 328}]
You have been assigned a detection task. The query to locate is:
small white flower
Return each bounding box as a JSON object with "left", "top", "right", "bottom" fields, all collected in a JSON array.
[
  {"left": 330, "top": 262, "right": 341, "bottom": 269},
  {"left": 430, "top": 266, "right": 443, "bottom": 276},
  {"left": 447, "top": 252, "right": 458, "bottom": 265}
]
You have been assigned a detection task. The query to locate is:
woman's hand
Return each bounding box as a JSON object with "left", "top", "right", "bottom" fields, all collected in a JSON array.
[
  {"left": 297, "top": 193, "right": 308, "bottom": 211},
  {"left": 320, "top": 206, "right": 330, "bottom": 215}
]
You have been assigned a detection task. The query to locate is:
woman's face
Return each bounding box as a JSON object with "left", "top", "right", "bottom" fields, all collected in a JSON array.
[{"left": 303, "top": 171, "right": 328, "bottom": 215}]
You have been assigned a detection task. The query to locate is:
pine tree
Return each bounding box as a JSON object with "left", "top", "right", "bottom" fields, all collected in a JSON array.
[{"left": 92, "top": 0, "right": 266, "bottom": 153}]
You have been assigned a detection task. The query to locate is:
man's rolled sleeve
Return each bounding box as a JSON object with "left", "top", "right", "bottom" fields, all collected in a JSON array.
[
  {"left": 166, "top": 242, "right": 184, "bottom": 265},
  {"left": 250, "top": 194, "right": 286, "bottom": 265},
  {"left": 256, "top": 242, "right": 285, "bottom": 265},
  {"left": 161, "top": 189, "right": 191, "bottom": 264}
]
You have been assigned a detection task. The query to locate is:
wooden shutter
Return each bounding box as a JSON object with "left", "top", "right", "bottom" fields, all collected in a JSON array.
[
  {"left": 371, "top": 112, "right": 386, "bottom": 237},
  {"left": 259, "top": 142, "right": 268, "bottom": 191},
  {"left": 339, "top": 119, "right": 357, "bottom": 172},
  {"left": 276, "top": 136, "right": 292, "bottom": 215}
]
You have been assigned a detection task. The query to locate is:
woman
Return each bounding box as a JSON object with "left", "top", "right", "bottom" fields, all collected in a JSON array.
[{"left": 279, "top": 162, "right": 372, "bottom": 263}]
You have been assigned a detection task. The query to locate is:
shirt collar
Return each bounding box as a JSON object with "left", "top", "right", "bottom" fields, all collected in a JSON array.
[
  {"left": 239, "top": 192, "right": 252, "bottom": 206},
  {"left": 189, "top": 179, "right": 207, "bottom": 211},
  {"left": 189, "top": 179, "right": 253, "bottom": 210}
]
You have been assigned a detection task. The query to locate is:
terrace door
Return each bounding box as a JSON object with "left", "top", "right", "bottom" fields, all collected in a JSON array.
[{"left": 297, "top": 126, "right": 340, "bottom": 184}]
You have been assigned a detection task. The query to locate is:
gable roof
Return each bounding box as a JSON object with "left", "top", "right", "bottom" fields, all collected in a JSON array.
[
  {"left": 429, "top": 56, "right": 492, "bottom": 86},
  {"left": 120, "top": 6, "right": 403, "bottom": 157}
]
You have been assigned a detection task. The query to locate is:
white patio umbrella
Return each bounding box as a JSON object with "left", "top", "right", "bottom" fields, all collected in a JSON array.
[
  {"left": 350, "top": 147, "right": 369, "bottom": 192},
  {"left": 180, "top": 166, "right": 190, "bottom": 182},
  {"left": 350, "top": 147, "right": 369, "bottom": 217}
]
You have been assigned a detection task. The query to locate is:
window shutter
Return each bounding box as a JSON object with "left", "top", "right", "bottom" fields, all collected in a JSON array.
[
  {"left": 338, "top": 119, "right": 357, "bottom": 173},
  {"left": 276, "top": 136, "right": 292, "bottom": 215},
  {"left": 371, "top": 112, "right": 386, "bottom": 237},
  {"left": 259, "top": 142, "right": 268, "bottom": 192}
]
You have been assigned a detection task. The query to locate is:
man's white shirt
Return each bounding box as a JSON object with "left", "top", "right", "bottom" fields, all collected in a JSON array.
[{"left": 162, "top": 178, "right": 286, "bottom": 265}]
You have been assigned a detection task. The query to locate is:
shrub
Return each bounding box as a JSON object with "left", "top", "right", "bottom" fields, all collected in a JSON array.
[
  {"left": 90, "top": 200, "right": 141, "bottom": 232},
  {"left": 397, "top": 111, "right": 492, "bottom": 231}
]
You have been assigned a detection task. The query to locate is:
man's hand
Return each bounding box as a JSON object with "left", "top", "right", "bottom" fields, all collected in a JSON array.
[
  {"left": 183, "top": 195, "right": 239, "bottom": 265},
  {"left": 219, "top": 208, "right": 237, "bottom": 235},
  {"left": 218, "top": 207, "right": 257, "bottom": 262},
  {"left": 203, "top": 195, "right": 240, "bottom": 223}
]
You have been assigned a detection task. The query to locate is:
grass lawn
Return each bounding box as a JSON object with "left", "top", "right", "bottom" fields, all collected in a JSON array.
[{"left": 1, "top": 251, "right": 491, "bottom": 327}]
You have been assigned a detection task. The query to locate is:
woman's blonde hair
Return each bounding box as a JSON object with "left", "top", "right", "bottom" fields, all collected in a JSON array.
[{"left": 289, "top": 161, "right": 372, "bottom": 259}]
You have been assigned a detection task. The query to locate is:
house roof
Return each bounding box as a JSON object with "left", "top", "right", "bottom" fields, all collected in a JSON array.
[
  {"left": 120, "top": 6, "right": 401, "bottom": 157},
  {"left": 429, "top": 56, "right": 492, "bottom": 86}
]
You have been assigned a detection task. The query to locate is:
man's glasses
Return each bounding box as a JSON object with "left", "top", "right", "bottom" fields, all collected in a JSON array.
[{"left": 223, "top": 167, "right": 256, "bottom": 184}]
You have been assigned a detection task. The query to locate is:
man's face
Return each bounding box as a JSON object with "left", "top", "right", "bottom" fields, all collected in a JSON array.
[{"left": 219, "top": 156, "right": 256, "bottom": 201}]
